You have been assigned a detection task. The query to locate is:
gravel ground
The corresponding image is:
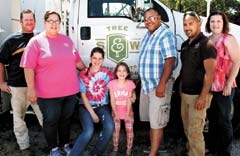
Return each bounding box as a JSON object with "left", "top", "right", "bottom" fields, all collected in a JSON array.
[{"left": 0, "top": 111, "right": 240, "bottom": 156}]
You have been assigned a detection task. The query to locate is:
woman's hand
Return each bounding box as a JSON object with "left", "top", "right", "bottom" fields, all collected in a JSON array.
[
  {"left": 27, "top": 88, "right": 37, "bottom": 104},
  {"left": 91, "top": 112, "right": 100, "bottom": 123},
  {"left": 223, "top": 84, "right": 232, "bottom": 96}
]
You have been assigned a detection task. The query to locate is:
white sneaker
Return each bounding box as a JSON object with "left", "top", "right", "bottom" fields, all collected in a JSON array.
[
  {"left": 49, "top": 147, "right": 63, "bottom": 156},
  {"left": 63, "top": 144, "right": 71, "bottom": 156}
]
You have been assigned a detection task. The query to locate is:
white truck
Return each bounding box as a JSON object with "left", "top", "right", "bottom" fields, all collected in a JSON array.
[
  {"left": 1, "top": 0, "right": 240, "bottom": 115},
  {"left": 8, "top": 0, "right": 240, "bottom": 79},
  {"left": 62, "top": 0, "right": 186, "bottom": 78}
]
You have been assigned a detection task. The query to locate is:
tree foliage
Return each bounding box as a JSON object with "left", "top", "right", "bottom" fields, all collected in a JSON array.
[{"left": 160, "top": 0, "right": 240, "bottom": 25}]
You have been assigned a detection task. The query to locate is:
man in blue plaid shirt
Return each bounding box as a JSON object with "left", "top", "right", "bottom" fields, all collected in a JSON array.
[{"left": 138, "top": 8, "right": 177, "bottom": 156}]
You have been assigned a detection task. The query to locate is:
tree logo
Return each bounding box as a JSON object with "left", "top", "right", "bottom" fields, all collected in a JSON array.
[{"left": 107, "top": 34, "right": 128, "bottom": 63}]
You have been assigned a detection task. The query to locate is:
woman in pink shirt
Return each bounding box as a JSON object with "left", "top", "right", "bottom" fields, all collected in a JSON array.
[
  {"left": 20, "top": 11, "right": 85, "bottom": 156},
  {"left": 108, "top": 62, "right": 136, "bottom": 156},
  {"left": 205, "top": 11, "right": 240, "bottom": 156}
]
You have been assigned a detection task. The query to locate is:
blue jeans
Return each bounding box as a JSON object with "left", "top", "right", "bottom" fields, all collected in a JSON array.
[
  {"left": 70, "top": 105, "right": 114, "bottom": 156},
  {"left": 207, "top": 89, "right": 235, "bottom": 156},
  {"left": 38, "top": 94, "right": 78, "bottom": 150}
]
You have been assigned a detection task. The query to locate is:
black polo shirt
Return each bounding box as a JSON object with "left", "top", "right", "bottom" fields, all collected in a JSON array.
[
  {"left": 180, "top": 32, "right": 217, "bottom": 95},
  {"left": 0, "top": 32, "right": 34, "bottom": 87}
]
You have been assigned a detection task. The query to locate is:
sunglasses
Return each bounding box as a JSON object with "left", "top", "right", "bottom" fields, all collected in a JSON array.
[
  {"left": 184, "top": 11, "right": 201, "bottom": 21},
  {"left": 144, "top": 15, "right": 158, "bottom": 22}
]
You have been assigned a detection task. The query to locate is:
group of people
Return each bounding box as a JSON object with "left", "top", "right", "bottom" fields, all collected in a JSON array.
[
  {"left": 0, "top": 6, "right": 239, "bottom": 156},
  {"left": 138, "top": 7, "right": 240, "bottom": 156},
  {"left": 0, "top": 9, "right": 136, "bottom": 156}
]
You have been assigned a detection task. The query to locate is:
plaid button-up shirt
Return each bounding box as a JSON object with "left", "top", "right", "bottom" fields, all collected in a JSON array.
[{"left": 138, "top": 25, "right": 177, "bottom": 93}]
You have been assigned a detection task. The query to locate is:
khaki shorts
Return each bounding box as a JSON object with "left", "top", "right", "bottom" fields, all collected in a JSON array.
[{"left": 139, "top": 79, "right": 173, "bottom": 129}]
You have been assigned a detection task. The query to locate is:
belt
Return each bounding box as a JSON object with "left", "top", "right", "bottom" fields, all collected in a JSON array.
[{"left": 92, "top": 104, "right": 105, "bottom": 109}]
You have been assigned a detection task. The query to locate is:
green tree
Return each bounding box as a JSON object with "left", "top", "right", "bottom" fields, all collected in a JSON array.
[{"left": 160, "top": 0, "right": 240, "bottom": 24}]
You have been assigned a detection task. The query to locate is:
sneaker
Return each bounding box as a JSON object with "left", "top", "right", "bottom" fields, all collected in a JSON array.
[
  {"left": 49, "top": 147, "right": 63, "bottom": 156},
  {"left": 63, "top": 144, "right": 71, "bottom": 156}
]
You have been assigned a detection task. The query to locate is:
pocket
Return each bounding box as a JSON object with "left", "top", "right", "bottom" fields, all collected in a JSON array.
[{"left": 158, "top": 104, "right": 170, "bottom": 126}]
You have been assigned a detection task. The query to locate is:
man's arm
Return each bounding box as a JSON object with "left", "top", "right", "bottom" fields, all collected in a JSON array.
[
  {"left": 196, "top": 58, "right": 216, "bottom": 110},
  {"left": 156, "top": 57, "right": 176, "bottom": 97},
  {"left": 0, "top": 63, "right": 10, "bottom": 93}
]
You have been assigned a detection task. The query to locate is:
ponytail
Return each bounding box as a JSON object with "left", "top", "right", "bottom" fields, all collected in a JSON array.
[{"left": 85, "top": 63, "right": 92, "bottom": 76}]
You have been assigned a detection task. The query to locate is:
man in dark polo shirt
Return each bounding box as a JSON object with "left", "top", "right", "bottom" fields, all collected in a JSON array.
[
  {"left": 180, "top": 11, "right": 217, "bottom": 156},
  {"left": 0, "top": 9, "right": 42, "bottom": 156}
]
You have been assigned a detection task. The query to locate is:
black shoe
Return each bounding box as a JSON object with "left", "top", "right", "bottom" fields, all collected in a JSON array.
[
  {"left": 21, "top": 148, "right": 34, "bottom": 156},
  {"left": 205, "top": 149, "right": 217, "bottom": 156},
  {"left": 110, "top": 150, "right": 118, "bottom": 156},
  {"left": 91, "top": 151, "right": 104, "bottom": 156}
]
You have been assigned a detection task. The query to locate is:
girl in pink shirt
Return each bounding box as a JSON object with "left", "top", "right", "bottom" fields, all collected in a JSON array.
[{"left": 108, "top": 62, "right": 136, "bottom": 156}]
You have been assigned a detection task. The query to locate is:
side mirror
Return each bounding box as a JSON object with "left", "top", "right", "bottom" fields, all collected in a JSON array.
[{"left": 131, "top": 6, "right": 144, "bottom": 22}]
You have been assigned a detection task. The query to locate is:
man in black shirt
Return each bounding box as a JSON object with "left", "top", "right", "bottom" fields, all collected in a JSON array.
[
  {"left": 180, "top": 11, "right": 217, "bottom": 156},
  {"left": 0, "top": 9, "right": 42, "bottom": 156}
]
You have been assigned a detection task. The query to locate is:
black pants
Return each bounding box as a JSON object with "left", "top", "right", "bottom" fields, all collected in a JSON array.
[
  {"left": 207, "top": 90, "right": 235, "bottom": 156},
  {"left": 38, "top": 94, "right": 78, "bottom": 150}
]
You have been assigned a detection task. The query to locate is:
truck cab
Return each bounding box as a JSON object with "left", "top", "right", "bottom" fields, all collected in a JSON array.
[
  {"left": 59, "top": 0, "right": 185, "bottom": 79},
  {"left": 2, "top": 0, "right": 240, "bottom": 123},
  {"left": 1, "top": 0, "right": 185, "bottom": 113}
]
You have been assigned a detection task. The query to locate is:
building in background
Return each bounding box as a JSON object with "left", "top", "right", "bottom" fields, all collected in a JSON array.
[
  {"left": 0, "top": 0, "right": 12, "bottom": 43},
  {"left": 0, "top": 0, "right": 46, "bottom": 43}
]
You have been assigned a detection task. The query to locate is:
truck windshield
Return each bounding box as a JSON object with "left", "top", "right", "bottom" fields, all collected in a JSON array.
[
  {"left": 88, "top": 0, "right": 169, "bottom": 22},
  {"left": 88, "top": 0, "right": 134, "bottom": 18}
]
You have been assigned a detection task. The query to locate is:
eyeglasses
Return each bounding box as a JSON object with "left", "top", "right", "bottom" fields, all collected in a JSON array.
[
  {"left": 184, "top": 11, "right": 201, "bottom": 21},
  {"left": 46, "top": 20, "right": 60, "bottom": 24},
  {"left": 144, "top": 16, "right": 158, "bottom": 22}
]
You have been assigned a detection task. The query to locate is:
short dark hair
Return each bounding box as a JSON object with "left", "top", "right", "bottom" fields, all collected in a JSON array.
[
  {"left": 44, "top": 11, "right": 61, "bottom": 22},
  {"left": 205, "top": 11, "right": 229, "bottom": 33},
  {"left": 20, "top": 9, "right": 35, "bottom": 21},
  {"left": 183, "top": 11, "right": 201, "bottom": 22}
]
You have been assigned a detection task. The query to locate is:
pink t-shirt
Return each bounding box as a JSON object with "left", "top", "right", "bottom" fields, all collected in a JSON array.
[
  {"left": 20, "top": 32, "right": 81, "bottom": 98},
  {"left": 211, "top": 34, "right": 237, "bottom": 91},
  {"left": 108, "top": 79, "right": 136, "bottom": 119}
]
